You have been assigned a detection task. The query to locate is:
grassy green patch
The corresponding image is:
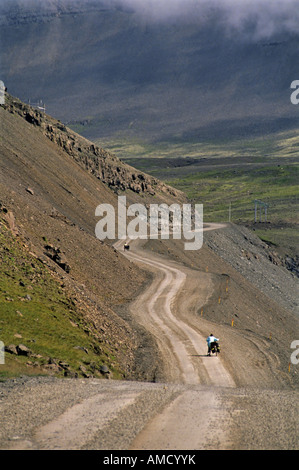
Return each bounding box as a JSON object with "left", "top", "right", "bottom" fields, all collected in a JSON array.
[
  {"left": 167, "top": 164, "right": 299, "bottom": 257},
  {"left": 253, "top": 226, "right": 298, "bottom": 258},
  {"left": 167, "top": 164, "right": 299, "bottom": 225},
  {"left": 98, "top": 128, "right": 299, "bottom": 163},
  {"left": 100, "top": 131, "right": 298, "bottom": 258},
  {"left": 0, "top": 218, "right": 121, "bottom": 379}
]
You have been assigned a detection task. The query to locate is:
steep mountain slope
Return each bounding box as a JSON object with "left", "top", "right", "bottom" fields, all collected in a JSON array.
[
  {"left": 0, "top": 93, "right": 184, "bottom": 380},
  {"left": 1, "top": 0, "right": 299, "bottom": 143},
  {"left": 0, "top": 94, "right": 298, "bottom": 389}
]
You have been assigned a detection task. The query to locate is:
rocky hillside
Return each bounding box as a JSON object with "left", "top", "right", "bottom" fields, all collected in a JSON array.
[
  {"left": 1, "top": 94, "right": 298, "bottom": 387},
  {"left": 0, "top": 94, "right": 183, "bottom": 380},
  {"left": 2, "top": 94, "right": 183, "bottom": 201}
]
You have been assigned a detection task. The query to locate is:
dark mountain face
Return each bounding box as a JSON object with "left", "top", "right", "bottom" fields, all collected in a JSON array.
[{"left": 1, "top": 0, "right": 299, "bottom": 143}]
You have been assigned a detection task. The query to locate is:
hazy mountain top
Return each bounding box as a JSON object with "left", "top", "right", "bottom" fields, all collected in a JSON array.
[
  {"left": 0, "top": 0, "right": 109, "bottom": 25},
  {"left": 1, "top": 0, "right": 299, "bottom": 143}
]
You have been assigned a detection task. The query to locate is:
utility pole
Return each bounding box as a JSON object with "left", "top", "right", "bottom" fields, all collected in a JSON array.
[{"left": 254, "top": 199, "right": 269, "bottom": 223}]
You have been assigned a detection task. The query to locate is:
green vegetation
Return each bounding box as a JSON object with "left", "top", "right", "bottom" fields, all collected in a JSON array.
[
  {"left": 100, "top": 129, "right": 299, "bottom": 258},
  {"left": 168, "top": 164, "right": 298, "bottom": 258},
  {"left": 98, "top": 127, "right": 299, "bottom": 162},
  {"left": 168, "top": 164, "right": 298, "bottom": 222},
  {"left": 0, "top": 217, "right": 120, "bottom": 379}
]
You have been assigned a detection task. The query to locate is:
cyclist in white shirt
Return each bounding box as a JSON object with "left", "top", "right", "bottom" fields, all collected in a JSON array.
[{"left": 206, "top": 334, "right": 219, "bottom": 356}]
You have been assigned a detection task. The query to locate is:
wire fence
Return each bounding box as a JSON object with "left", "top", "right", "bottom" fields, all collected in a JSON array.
[{"left": 28, "top": 99, "right": 46, "bottom": 113}]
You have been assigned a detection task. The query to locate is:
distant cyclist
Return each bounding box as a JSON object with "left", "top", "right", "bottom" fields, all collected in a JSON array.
[{"left": 206, "top": 333, "right": 219, "bottom": 356}]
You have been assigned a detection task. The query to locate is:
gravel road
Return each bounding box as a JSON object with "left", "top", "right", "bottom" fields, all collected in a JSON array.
[
  {"left": 0, "top": 376, "right": 297, "bottom": 450},
  {"left": 1, "top": 231, "right": 298, "bottom": 450}
]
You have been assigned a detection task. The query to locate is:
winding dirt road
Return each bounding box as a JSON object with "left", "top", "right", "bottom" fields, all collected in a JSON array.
[
  {"left": 113, "top": 229, "right": 236, "bottom": 449},
  {"left": 2, "top": 226, "right": 298, "bottom": 450},
  {"left": 115, "top": 235, "right": 235, "bottom": 388}
]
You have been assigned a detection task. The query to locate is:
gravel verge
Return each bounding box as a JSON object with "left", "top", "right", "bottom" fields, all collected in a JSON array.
[
  {"left": 0, "top": 376, "right": 182, "bottom": 450},
  {"left": 1, "top": 376, "right": 298, "bottom": 450},
  {"left": 204, "top": 224, "right": 298, "bottom": 314}
]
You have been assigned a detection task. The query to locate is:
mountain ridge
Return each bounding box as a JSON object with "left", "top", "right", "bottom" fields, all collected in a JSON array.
[
  {"left": 2, "top": 0, "right": 299, "bottom": 144},
  {"left": 2, "top": 94, "right": 184, "bottom": 202}
]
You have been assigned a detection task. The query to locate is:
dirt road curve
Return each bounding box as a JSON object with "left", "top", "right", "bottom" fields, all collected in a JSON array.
[
  {"left": 120, "top": 238, "right": 235, "bottom": 388},
  {"left": 1, "top": 227, "right": 298, "bottom": 450},
  {"left": 115, "top": 231, "right": 235, "bottom": 450}
]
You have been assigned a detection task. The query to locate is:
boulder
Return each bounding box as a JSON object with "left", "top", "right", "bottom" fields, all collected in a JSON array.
[
  {"left": 44, "top": 244, "right": 70, "bottom": 273},
  {"left": 16, "top": 344, "right": 32, "bottom": 356},
  {"left": 5, "top": 344, "right": 18, "bottom": 355},
  {"left": 79, "top": 365, "right": 91, "bottom": 378}
]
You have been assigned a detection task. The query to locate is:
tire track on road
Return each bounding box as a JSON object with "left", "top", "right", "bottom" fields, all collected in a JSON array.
[{"left": 115, "top": 238, "right": 235, "bottom": 387}]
